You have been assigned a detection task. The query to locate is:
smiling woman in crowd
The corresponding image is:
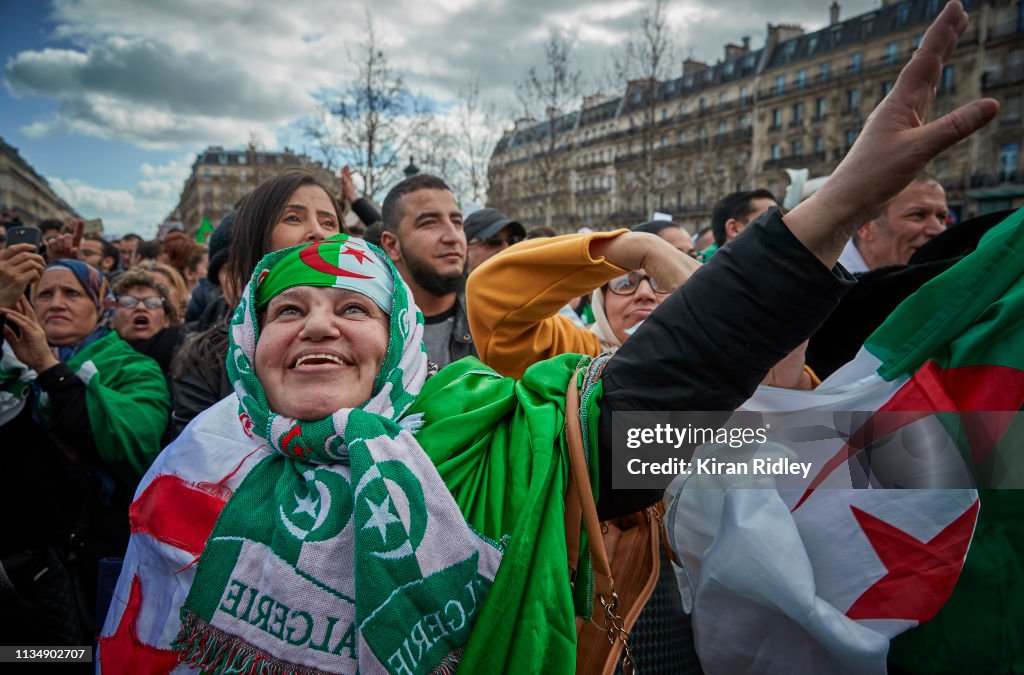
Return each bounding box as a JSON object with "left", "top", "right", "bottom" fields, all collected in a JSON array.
[{"left": 0, "top": 259, "right": 170, "bottom": 645}]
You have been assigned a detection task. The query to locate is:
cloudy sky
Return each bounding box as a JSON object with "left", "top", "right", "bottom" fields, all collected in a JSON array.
[{"left": 2, "top": 0, "right": 878, "bottom": 236}]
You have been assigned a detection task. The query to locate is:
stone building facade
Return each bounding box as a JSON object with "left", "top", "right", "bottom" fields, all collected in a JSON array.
[
  {"left": 0, "top": 136, "right": 80, "bottom": 225},
  {"left": 488, "top": 0, "right": 1024, "bottom": 233},
  {"left": 172, "top": 145, "right": 335, "bottom": 236}
]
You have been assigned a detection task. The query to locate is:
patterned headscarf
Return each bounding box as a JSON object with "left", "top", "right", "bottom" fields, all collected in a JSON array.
[
  {"left": 178, "top": 233, "right": 503, "bottom": 674},
  {"left": 229, "top": 232, "right": 427, "bottom": 460},
  {"left": 41, "top": 259, "right": 116, "bottom": 362}
]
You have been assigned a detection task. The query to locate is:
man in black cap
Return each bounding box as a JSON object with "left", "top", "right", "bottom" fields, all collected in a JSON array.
[{"left": 464, "top": 207, "right": 526, "bottom": 272}]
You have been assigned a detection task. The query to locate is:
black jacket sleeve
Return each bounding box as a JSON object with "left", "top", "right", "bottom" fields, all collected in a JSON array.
[
  {"left": 596, "top": 208, "right": 856, "bottom": 519},
  {"left": 352, "top": 198, "right": 382, "bottom": 227},
  {"left": 35, "top": 362, "right": 99, "bottom": 459}
]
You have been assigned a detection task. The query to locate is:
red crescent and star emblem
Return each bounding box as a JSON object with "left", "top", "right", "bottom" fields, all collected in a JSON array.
[
  {"left": 340, "top": 245, "right": 372, "bottom": 265},
  {"left": 281, "top": 425, "right": 308, "bottom": 458},
  {"left": 300, "top": 242, "right": 373, "bottom": 280},
  {"left": 239, "top": 413, "right": 255, "bottom": 439}
]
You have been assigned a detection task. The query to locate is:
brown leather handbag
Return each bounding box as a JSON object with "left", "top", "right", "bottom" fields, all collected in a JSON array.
[{"left": 564, "top": 370, "right": 661, "bottom": 675}]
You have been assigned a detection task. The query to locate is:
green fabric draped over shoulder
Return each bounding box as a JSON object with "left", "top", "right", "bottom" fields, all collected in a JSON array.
[
  {"left": 65, "top": 331, "right": 171, "bottom": 481},
  {"left": 408, "top": 352, "right": 603, "bottom": 673}
]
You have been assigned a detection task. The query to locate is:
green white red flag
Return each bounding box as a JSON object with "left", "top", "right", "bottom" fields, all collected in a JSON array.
[{"left": 668, "top": 207, "right": 1024, "bottom": 674}]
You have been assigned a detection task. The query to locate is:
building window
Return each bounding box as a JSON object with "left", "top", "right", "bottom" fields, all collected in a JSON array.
[
  {"left": 677, "top": 191, "right": 682, "bottom": 208},
  {"left": 999, "top": 144, "right": 1019, "bottom": 182},
  {"left": 847, "top": 88, "right": 859, "bottom": 112},
  {"left": 771, "top": 144, "right": 782, "bottom": 160},
  {"left": 740, "top": 85, "right": 750, "bottom": 101},
  {"left": 218, "top": 153, "right": 227, "bottom": 165},
  {"left": 819, "top": 62, "right": 831, "bottom": 82},
  {"left": 717, "top": 121, "right": 727, "bottom": 136},
  {"left": 927, "top": 0, "right": 940, "bottom": 16},
  {"left": 808, "top": 35, "right": 819, "bottom": 53},
  {"left": 793, "top": 102, "right": 804, "bottom": 124},
  {"left": 792, "top": 139, "right": 803, "bottom": 157},
  {"left": 796, "top": 69, "right": 807, "bottom": 89},
  {"left": 1005, "top": 95, "right": 1022, "bottom": 123},
  {"left": 881, "top": 81, "right": 894, "bottom": 98},
  {"left": 850, "top": 52, "right": 863, "bottom": 75},
  {"left": 698, "top": 126, "right": 706, "bottom": 139},
  {"left": 886, "top": 42, "right": 900, "bottom": 66},
  {"left": 776, "top": 75, "right": 785, "bottom": 95},
  {"left": 940, "top": 65, "right": 955, "bottom": 94},
  {"left": 771, "top": 108, "right": 782, "bottom": 129},
  {"left": 738, "top": 115, "right": 749, "bottom": 128},
  {"left": 815, "top": 96, "right": 827, "bottom": 119},
  {"left": 696, "top": 187, "right": 703, "bottom": 206},
  {"left": 662, "top": 108, "right": 669, "bottom": 121},
  {"left": 815, "top": 136, "right": 825, "bottom": 154},
  {"left": 1018, "top": 1, "right": 1024, "bottom": 31},
  {"left": 678, "top": 130, "right": 687, "bottom": 144},
  {"left": 846, "top": 129, "right": 859, "bottom": 148},
  {"left": 898, "top": 3, "right": 910, "bottom": 24}
]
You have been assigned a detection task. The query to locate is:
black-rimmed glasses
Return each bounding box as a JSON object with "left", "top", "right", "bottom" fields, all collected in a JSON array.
[{"left": 606, "top": 272, "right": 669, "bottom": 296}]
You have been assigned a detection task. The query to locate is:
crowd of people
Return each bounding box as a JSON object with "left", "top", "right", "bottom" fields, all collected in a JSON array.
[{"left": 0, "top": 3, "right": 1018, "bottom": 673}]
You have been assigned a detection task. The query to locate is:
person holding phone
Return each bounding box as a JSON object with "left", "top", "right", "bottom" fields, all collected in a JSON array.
[{"left": 0, "top": 257, "right": 171, "bottom": 645}]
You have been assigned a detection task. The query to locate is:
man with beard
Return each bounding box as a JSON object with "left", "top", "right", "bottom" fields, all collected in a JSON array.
[{"left": 380, "top": 174, "right": 474, "bottom": 367}]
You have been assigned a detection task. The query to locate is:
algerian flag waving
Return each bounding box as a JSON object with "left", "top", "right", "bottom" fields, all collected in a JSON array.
[
  {"left": 195, "top": 217, "right": 215, "bottom": 244},
  {"left": 667, "top": 207, "right": 1024, "bottom": 674}
]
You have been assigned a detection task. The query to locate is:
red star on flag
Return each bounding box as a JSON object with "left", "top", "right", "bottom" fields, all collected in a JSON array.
[
  {"left": 845, "top": 498, "right": 979, "bottom": 624},
  {"left": 340, "top": 245, "right": 371, "bottom": 265},
  {"left": 98, "top": 575, "right": 181, "bottom": 673}
]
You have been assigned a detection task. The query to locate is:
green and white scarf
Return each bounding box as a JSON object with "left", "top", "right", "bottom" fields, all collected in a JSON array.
[{"left": 175, "top": 234, "right": 505, "bottom": 674}]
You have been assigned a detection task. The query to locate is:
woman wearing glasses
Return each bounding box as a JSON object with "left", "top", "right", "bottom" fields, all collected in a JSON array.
[
  {"left": 467, "top": 224, "right": 699, "bottom": 379},
  {"left": 111, "top": 271, "right": 182, "bottom": 378}
]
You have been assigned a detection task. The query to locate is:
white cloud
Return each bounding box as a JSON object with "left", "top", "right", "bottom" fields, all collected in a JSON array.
[
  {"left": 49, "top": 177, "right": 135, "bottom": 214},
  {"left": 47, "top": 153, "right": 196, "bottom": 237},
  {"left": 7, "top": 0, "right": 883, "bottom": 152}
]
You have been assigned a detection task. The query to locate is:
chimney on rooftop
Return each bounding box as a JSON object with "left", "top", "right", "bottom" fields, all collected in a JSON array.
[
  {"left": 683, "top": 58, "right": 708, "bottom": 76},
  {"left": 830, "top": 1, "right": 841, "bottom": 25}
]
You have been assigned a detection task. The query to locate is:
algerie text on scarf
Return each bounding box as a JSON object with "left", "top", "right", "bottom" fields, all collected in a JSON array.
[{"left": 175, "top": 234, "right": 504, "bottom": 674}]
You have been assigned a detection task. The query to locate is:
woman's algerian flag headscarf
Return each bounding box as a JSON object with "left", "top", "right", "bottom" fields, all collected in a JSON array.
[
  {"left": 227, "top": 233, "right": 426, "bottom": 461},
  {"left": 178, "top": 233, "right": 503, "bottom": 674}
]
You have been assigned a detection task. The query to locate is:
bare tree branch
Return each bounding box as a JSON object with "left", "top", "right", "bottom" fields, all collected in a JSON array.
[
  {"left": 301, "top": 14, "right": 415, "bottom": 199},
  {"left": 516, "top": 32, "right": 582, "bottom": 227},
  {"left": 611, "top": 0, "right": 676, "bottom": 218}
]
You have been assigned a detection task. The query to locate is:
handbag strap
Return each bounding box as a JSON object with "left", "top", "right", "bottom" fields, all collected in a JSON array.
[{"left": 564, "top": 370, "right": 617, "bottom": 607}]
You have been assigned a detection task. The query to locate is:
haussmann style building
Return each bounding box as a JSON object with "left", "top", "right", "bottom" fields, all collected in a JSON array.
[{"left": 487, "top": 0, "right": 1024, "bottom": 233}]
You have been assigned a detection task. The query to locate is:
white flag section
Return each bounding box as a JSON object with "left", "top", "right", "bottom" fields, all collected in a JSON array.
[{"left": 665, "top": 349, "right": 980, "bottom": 675}]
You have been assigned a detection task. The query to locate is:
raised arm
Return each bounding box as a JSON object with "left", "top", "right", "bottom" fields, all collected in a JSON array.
[
  {"left": 785, "top": 1, "right": 998, "bottom": 267},
  {"left": 467, "top": 230, "right": 697, "bottom": 378},
  {"left": 597, "top": 1, "right": 998, "bottom": 516}
]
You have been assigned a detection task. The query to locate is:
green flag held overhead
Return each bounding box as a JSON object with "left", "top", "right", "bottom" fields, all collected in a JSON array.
[{"left": 195, "top": 217, "right": 214, "bottom": 244}]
